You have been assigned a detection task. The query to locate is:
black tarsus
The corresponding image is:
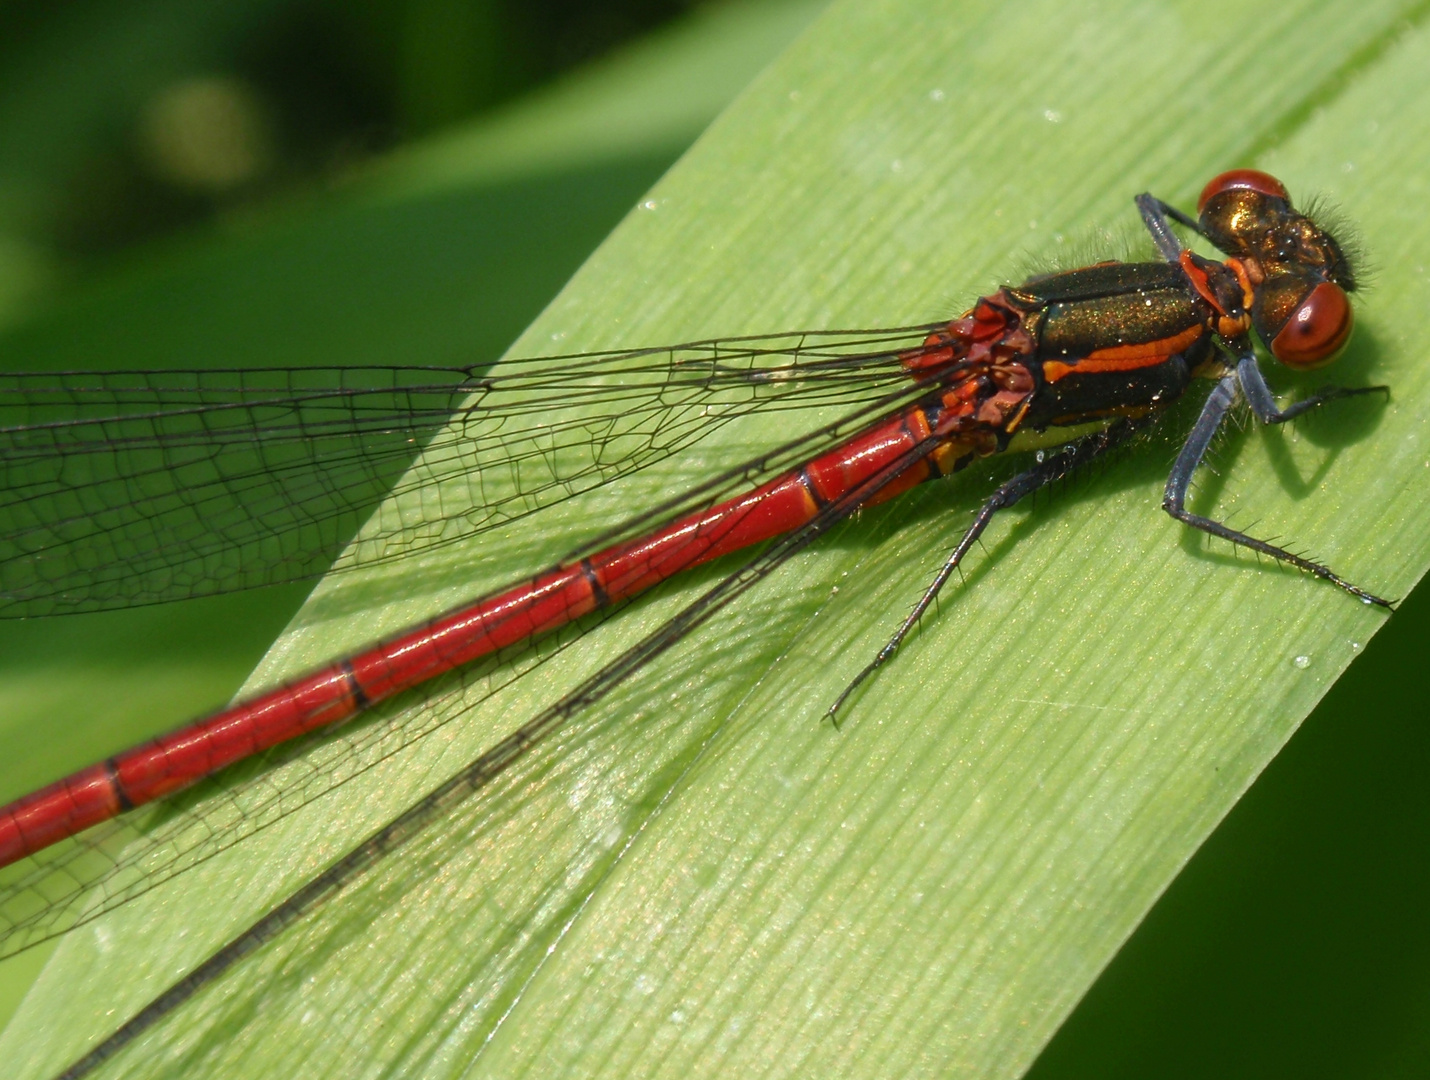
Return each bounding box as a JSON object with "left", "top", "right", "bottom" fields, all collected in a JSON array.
[
  {"left": 1234, "top": 351, "right": 1389, "bottom": 424},
  {"left": 1162, "top": 362, "right": 1393, "bottom": 609}
]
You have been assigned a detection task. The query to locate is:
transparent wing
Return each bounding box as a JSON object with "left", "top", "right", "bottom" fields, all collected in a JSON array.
[{"left": 0, "top": 329, "right": 935, "bottom": 617}]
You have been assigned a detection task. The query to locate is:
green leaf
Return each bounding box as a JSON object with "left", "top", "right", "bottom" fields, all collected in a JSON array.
[{"left": 8, "top": 0, "right": 1430, "bottom": 1077}]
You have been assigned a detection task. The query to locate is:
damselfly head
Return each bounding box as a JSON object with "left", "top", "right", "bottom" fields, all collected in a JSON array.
[
  {"left": 1198, "top": 169, "right": 1357, "bottom": 368},
  {"left": 1197, "top": 170, "right": 1355, "bottom": 285}
]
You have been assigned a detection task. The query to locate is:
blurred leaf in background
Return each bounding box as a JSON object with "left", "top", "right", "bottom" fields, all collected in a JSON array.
[{"left": 0, "top": 0, "right": 728, "bottom": 286}]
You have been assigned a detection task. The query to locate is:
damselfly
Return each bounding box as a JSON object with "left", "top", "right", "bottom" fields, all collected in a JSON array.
[{"left": 0, "top": 170, "right": 1389, "bottom": 1078}]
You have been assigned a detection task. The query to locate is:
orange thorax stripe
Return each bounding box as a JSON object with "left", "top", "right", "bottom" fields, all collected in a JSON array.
[{"left": 1041, "top": 324, "right": 1203, "bottom": 383}]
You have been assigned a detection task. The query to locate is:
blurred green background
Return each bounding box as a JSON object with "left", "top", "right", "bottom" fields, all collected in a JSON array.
[
  {"left": 0, "top": 0, "right": 701, "bottom": 285},
  {"left": 0, "top": 0, "right": 1426, "bottom": 1075}
]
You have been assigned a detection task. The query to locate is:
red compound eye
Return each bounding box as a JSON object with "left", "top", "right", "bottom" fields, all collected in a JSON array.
[
  {"left": 1270, "top": 282, "right": 1353, "bottom": 368},
  {"left": 1197, "top": 169, "right": 1290, "bottom": 213}
]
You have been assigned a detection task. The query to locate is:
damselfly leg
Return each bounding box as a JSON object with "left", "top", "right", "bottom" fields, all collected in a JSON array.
[{"left": 828, "top": 417, "right": 1146, "bottom": 721}]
